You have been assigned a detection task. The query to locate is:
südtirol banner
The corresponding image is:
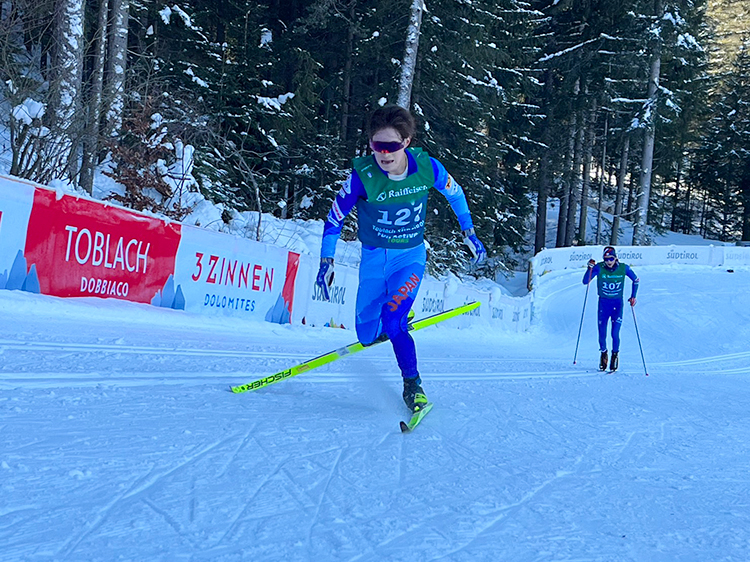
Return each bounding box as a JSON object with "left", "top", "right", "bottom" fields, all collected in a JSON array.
[{"left": 23, "top": 188, "right": 182, "bottom": 302}]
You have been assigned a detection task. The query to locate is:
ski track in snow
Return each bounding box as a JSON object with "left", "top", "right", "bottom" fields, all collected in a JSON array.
[{"left": 2, "top": 267, "right": 750, "bottom": 560}]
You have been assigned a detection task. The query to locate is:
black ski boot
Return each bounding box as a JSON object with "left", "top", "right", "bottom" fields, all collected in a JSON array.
[
  {"left": 599, "top": 351, "right": 608, "bottom": 371},
  {"left": 402, "top": 376, "right": 428, "bottom": 412},
  {"left": 610, "top": 351, "right": 619, "bottom": 372}
]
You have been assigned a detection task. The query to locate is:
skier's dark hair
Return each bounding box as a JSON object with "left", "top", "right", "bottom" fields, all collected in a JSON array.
[{"left": 368, "top": 105, "right": 416, "bottom": 141}]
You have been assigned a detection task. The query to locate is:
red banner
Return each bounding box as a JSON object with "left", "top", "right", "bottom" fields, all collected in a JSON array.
[
  {"left": 282, "top": 251, "right": 300, "bottom": 320},
  {"left": 24, "top": 189, "right": 181, "bottom": 303}
]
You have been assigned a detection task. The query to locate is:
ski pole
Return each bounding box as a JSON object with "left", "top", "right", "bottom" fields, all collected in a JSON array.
[
  {"left": 573, "top": 268, "right": 593, "bottom": 364},
  {"left": 631, "top": 305, "right": 649, "bottom": 376}
]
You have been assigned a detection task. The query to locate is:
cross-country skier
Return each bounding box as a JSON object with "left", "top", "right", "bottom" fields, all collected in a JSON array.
[
  {"left": 583, "top": 246, "right": 639, "bottom": 371},
  {"left": 315, "top": 105, "right": 486, "bottom": 412}
]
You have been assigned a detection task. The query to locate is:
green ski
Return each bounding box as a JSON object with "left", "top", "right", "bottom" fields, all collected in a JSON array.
[
  {"left": 230, "top": 301, "right": 480, "bottom": 394},
  {"left": 400, "top": 402, "right": 434, "bottom": 433}
]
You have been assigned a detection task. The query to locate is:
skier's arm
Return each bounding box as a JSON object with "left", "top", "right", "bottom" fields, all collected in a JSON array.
[
  {"left": 320, "top": 172, "right": 365, "bottom": 259},
  {"left": 626, "top": 266, "right": 640, "bottom": 299},
  {"left": 431, "top": 159, "right": 473, "bottom": 231},
  {"left": 583, "top": 262, "right": 599, "bottom": 284}
]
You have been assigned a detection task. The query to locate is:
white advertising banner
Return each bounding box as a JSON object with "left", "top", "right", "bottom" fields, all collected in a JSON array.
[
  {"left": 723, "top": 247, "right": 750, "bottom": 267},
  {"left": 0, "top": 172, "right": 533, "bottom": 333},
  {"left": 490, "top": 292, "right": 532, "bottom": 332},
  {"left": 413, "top": 278, "right": 446, "bottom": 319},
  {"left": 531, "top": 245, "right": 734, "bottom": 290},
  {"left": 296, "top": 254, "right": 358, "bottom": 329},
  {"left": 0, "top": 176, "right": 35, "bottom": 290},
  {"left": 173, "top": 224, "right": 299, "bottom": 322},
  {"left": 293, "top": 266, "right": 533, "bottom": 334},
  {"left": 443, "top": 285, "right": 489, "bottom": 329}
]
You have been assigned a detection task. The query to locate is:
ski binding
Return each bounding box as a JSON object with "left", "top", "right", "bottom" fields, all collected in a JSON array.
[{"left": 400, "top": 402, "right": 434, "bottom": 433}]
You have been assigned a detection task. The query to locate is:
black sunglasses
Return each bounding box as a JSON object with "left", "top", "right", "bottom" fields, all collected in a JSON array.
[{"left": 370, "top": 140, "right": 406, "bottom": 154}]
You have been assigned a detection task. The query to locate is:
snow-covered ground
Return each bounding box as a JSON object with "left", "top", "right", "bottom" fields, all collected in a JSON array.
[{"left": 3, "top": 263, "right": 750, "bottom": 561}]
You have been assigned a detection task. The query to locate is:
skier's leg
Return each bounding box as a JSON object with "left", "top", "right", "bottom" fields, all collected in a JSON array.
[
  {"left": 355, "top": 247, "right": 388, "bottom": 345},
  {"left": 611, "top": 300, "right": 624, "bottom": 353},
  {"left": 597, "top": 299, "right": 609, "bottom": 352},
  {"left": 381, "top": 245, "right": 426, "bottom": 380}
]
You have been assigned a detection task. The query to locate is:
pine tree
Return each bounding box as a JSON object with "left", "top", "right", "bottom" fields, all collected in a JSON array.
[
  {"left": 529, "top": 0, "right": 709, "bottom": 248},
  {"left": 530, "top": 0, "right": 644, "bottom": 249},
  {"left": 692, "top": 37, "right": 750, "bottom": 241},
  {"left": 417, "top": 0, "right": 542, "bottom": 273}
]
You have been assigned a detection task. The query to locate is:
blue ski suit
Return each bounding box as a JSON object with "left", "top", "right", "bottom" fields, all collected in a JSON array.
[
  {"left": 321, "top": 148, "right": 474, "bottom": 380},
  {"left": 582, "top": 261, "right": 639, "bottom": 353}
]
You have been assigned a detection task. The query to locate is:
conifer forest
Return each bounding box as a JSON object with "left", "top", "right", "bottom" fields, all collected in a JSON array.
[{"left": 1, "top": 0, "right": 749, "bottom": 274}]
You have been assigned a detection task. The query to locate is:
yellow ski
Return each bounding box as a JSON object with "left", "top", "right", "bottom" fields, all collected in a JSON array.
[{"left": 230, "top": 301, "right": 480, "bottom": 394}]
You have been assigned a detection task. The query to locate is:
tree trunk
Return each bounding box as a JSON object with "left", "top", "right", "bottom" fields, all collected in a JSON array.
[
  {"left": 742, "top": 174, "right": 750, "bottom": 241},
  {"left": 670, "top": 153, "right": 682, "bottom": 232},
  {"left": 565, "top": 110, "right": 585, "bottom": 246},
  {"left": 534, "top": 70, "right": 554, "bottom": 255},
  {"left": 105, "top": 0, "right": 129, "bottom": 137},
  {"left": 80, "top": 0, "right": 109, "bottom": 195},
  {"left": 556, "top": 111, "right": 577, "bottom": 247},
  {"left": 340, "top": 2, "right": 355, "bottom": 141},
  {"left": 595, "top": 112, "right": 608, "bottom": 245},
  {"left": 626, "top": 150, "right": 638, "bottom": 217},
  {"left": 632, "top": 0, "right": 664, "bottom": 245},
  {"left": 397, "top": 0, "right": 424, "bottom": 109},
  {"left": 51, "top": 0, "right": 85, "bottom": 183},
  {"left": 535, "top": 145, "right": 550, "bottom": 255},
  {"left": 684, "top": 181, "right": 692, "bottom": 233},
  {"left": 578, "top": 100, "right": 597, "bottom": 244},
  {"left": 611, "top": 134, "right": 630, "bottom": 245}
]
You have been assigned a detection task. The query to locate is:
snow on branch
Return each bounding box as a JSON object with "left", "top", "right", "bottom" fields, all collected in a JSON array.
[
  {"left": 11, "top": 99, "right": 45, "bottom": 125},
  {"left": 611, "top": 97, "right": 647, "bottom": 104},
  {"left": 256, "top": 93, "right": 295, "bottom": 112},
  {"left": 537, "top": 36, "right": 600, "bottom": 63}
]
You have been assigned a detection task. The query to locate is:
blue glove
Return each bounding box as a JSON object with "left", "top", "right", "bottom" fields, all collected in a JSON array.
[
  {"left": 462, "top": 228, "right": 487, "bottom": 265},
  {"left": 316, "top": 258, "right": 335, "bottom": 301}
]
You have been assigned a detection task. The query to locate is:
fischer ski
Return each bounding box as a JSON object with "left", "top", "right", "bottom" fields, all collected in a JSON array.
[
  {"left": 400, "top": 402, "right": 434, "bottom": 433},
  {"left": 230, "top": 301, "right": 480, "bottom": 394}
]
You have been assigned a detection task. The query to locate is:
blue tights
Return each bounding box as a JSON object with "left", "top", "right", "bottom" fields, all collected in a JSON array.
[
  {"left": 355, "top": 245, "right": 426, "bottom": 379},
  {"left": 597, "top": 298, "right": 624, "bottom": 353}
]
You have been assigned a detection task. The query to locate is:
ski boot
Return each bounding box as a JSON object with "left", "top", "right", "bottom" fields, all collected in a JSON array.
[
  {"left": 610, "top": 351, "right": 619, "bottom": 372},
  {"left": 599, "top": 351, "right": 608, "bottom": 371},
  {"left": 402, "top": 376, "right": 428, "bottom": 412}
]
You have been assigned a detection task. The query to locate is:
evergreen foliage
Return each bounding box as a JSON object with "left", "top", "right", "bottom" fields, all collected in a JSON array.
[
  {"left": 692, "top": 37, "right": 750, "bottom": 240},
  {"left": 416, "top": 0, "right": 543, "bottom": 272},
  {"left": 2, "top": 0, "right": 749, "bottom": 271}
]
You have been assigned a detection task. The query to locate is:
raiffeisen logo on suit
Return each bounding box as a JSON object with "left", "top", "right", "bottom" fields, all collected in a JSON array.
[{"left": 24, "top": 189, "right": 181, "bottom": 303}]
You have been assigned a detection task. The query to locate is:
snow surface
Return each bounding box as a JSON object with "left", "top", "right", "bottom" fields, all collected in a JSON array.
[{"left": 3, "top": 263, "right": 750, "bottom": 561}]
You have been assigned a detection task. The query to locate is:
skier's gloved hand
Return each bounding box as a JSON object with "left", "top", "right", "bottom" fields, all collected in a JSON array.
[
  {"left": 462, "top": 228, "right": 487, "bottom": 265},
  {"left": 316, "top": 258, "right": 335, "bottom": 301},
  {"left": 628, "top": 297, "right": 637, "bottom": 307},
  {"left": 587, "top": 259, "right": 596, "bottom": 269}
]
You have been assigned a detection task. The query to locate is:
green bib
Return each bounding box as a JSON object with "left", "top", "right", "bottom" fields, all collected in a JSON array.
[
  {"left": 353, "top": 147, "right": 435, "bottom": 249},
  {"left": 597, "top": 262, "right": 628, "bottom": 300}
]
